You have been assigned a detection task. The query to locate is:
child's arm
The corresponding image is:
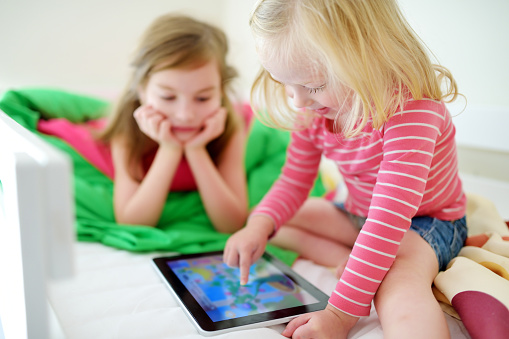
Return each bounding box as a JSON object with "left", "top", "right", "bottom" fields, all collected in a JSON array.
[
  {"left": 185, "top": 111, "right": 248, "bottom": 233},
  {"left": 111, "top": 137, "right": 182, "bottom": 227},
  {"left": 224, "top": 128, "right": 322, "bottom": 280},
  {"left": 330, "top": 100, "right": 453, "bottom": 317}
]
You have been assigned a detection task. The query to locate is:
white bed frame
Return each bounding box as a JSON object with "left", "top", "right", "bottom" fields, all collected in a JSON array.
[
  {"left": 0, "top": 109, "right": 472, "bottom": 339},
  {"left": 0, "top": 110, "right": 75, "bottom": 339}
]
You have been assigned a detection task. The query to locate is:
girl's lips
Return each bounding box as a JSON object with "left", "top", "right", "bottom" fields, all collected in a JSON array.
[
  {"left": 312, "top": 107, "right": 330, "bottom": 115},
  {"left": 172, "top": 126, "right": 199, "bottom": 133}
]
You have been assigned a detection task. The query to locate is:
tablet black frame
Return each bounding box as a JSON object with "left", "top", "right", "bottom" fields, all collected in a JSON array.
[{"left": 152, "top": 251, "right": 329, "bottom": 334}]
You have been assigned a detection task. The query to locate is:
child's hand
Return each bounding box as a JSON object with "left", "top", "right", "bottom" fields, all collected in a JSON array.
[
  {"left": 282, "top": 304, "right": 358, "bottom": 339},
  {"left": 133, "top": 105, "right": 181, "bottom": 148},
  {"left": 184, "top": 107, "right": 227, "bottom": 150},
  {"left": 223, "top": 216, "right": 274, "bottom": 285}
]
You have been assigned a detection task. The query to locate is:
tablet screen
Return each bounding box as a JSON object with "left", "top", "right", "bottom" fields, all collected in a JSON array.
[
  {"left": 153, "top": 251, "right": 328, "bottom": 335},
  {"left": 167, "top": 253, "right": 318, "bottom": 322}
]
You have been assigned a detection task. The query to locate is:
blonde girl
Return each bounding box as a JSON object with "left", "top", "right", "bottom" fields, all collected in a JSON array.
[
  {"left": 100, "top": 14, "right": 248, "bottom": 233},
  {"left": 224, "top": 0, "right": 467, "bottom": 338}
]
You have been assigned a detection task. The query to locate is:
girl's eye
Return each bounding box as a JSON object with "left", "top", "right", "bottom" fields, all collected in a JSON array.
[
  {"left": 308, "top": 84, "right": 326, "bottom": 94},
  {"left": 196, "top": 97, "right": 210, "bottom": 102},
  {"left": 161, "top": 95, "right": 176, "bottom": 101}
]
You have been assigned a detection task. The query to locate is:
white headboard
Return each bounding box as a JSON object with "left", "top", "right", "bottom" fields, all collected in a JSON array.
[{"left": 0, "top": 110, "right": 75, "bottom": 339}]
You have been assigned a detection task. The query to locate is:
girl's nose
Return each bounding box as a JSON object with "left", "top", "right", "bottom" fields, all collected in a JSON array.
[
  {"left": 286, "top": 86, "right": 312, "bottom": 109},
  {"left": 174, "top": 102, "right": 194, "bottom": 122}
]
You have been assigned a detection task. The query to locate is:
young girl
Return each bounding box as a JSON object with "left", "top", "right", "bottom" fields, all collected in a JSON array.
[
  {"left": 224, "top": 0, "right": 467, "bottom": 338},
  {"left": 100, "top": 14, "right": 248, "bottom": 233}
]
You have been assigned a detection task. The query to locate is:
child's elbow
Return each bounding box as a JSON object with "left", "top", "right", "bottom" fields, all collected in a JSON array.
[
  {"left": 215, "top": 207, "right": 248, "bottom": 234},
  {"left": 229, "top": 217, "right": 248, "bottom": 233},
  {"left": 115, "top": 210, "right": 158, "bottom": 228}
]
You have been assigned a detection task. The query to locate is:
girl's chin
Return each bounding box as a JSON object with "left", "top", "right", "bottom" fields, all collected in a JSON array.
[
  {"left": 315, "top": 112, "right": 339, "bottom": 120},
  {"left": 311, "top": 107, "right": 340, "bottom": 120},
  {"left": 172, "top": 130, "right": 199, "bottom": 142},
  {"left": 325, "top": 109, "right": 345, "bottom": 120}
]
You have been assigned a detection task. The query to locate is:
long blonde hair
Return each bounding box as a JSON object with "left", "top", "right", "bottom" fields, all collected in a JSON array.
[
  {"left": 100, "top": 14, "right": 239, "bottom": 172},
  {"left": 250, "top": 0, "right": 459, "bottom": 136}
]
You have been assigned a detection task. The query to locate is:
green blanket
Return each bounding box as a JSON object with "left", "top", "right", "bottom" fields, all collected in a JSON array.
[{"left": 0, "top": 88, "right": 325, "bottom": 266}]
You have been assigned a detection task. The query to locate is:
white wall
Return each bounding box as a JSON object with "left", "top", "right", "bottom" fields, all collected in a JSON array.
[
  {"left": 398, "top": 0, "right": 509, "bottom": 155},
  {"left": 1, "top": 0, "right": 508, "bottom": 153},
  {"left": 0, "top": 0, "right": 258, "bottom": 98}
]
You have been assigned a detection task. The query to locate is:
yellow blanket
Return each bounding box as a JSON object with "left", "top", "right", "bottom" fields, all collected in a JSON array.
[{"left": 433, "top": 193, "right": 509, "bottom": 339}]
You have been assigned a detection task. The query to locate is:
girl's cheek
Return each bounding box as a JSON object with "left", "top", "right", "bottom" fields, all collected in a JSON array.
[
  {"left": 147, "top": 97, "right": 167, "bottom": 113},
  {"left": 204, "top": 100, "right": 221, "bottom": 114},
  {"left": 285, "top": 86, "right": 294, "bottom": 99}
]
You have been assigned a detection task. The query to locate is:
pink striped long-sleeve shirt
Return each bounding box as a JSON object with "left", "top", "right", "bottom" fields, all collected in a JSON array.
[{"left": 252, "top": 98, "right": 466, "bottom": 316}]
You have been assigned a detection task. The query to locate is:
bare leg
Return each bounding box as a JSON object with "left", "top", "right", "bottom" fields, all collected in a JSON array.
[
  {"left": 269, "top": 197, "right": 359, "bottom": 267},
  {"left": 374, "top": 230, "right": 450, "bottom": 339},
  {"left": 270, "top": 226, "right": 352, "bottom": 267}
]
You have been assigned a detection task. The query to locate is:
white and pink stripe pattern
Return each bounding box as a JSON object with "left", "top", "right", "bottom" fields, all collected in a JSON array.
[{"left": 252, "top": 98, "right": 466, "bottom": 316}]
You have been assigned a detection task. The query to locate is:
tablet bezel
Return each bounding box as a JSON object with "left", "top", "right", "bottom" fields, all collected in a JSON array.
[{"left": 152, "top": 251, "right": 329, "bottom": 336}]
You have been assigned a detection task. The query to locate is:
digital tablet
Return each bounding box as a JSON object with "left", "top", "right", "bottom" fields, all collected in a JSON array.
[{"left": 152, "top": 251, "right": 329, "bottom": 336}]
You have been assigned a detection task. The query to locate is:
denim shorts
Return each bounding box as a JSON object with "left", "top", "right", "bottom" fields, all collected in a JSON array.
[{"left": 334, "top": 203, "right": 468, "bottom": 271}]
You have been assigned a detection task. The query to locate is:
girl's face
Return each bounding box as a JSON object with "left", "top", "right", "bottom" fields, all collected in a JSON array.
[
  {"left": 261, "top": 55, "right": 353, "bottom": 120},
  {"left": 139, "top": 59, "right": 222, "bottom": 142}
]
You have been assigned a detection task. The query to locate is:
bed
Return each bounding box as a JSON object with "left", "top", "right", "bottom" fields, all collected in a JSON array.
[{"left": 1, "top": 88, "right": 508, "bottom": 339}]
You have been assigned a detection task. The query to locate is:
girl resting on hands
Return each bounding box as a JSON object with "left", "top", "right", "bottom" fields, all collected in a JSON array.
[
  {"left": 224, "top": 0, "right": 467, "bottom": 338},
  {"left": 100, "top": 14, "right": 248, "bottom": 232}
]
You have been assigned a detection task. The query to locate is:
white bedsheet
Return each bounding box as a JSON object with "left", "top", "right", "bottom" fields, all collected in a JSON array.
[{"left": 49, "top": 242, "right": 471, "bottom": 339}]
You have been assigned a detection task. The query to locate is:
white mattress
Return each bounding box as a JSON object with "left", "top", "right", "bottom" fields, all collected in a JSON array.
[{"left": 48, "top": 242, "right": 471, "bottom": 339}]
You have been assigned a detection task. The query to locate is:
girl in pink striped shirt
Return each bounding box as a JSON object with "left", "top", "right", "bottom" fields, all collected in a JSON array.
[{"left": 224, "top": 0, "right": 467, "bottom": 338}]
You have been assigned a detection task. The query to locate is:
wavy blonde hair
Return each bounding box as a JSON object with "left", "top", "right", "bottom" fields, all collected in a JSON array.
[
  {"left": 100, "top": 14, "right": 239, "bottom": 171},
  {"left": 250, "top": 0, "right": 459, "bottom": 136}
]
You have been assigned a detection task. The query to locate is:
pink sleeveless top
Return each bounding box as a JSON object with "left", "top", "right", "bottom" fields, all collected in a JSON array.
[{"left": 37, "top": 118, "right": 197, "bottom": 191}]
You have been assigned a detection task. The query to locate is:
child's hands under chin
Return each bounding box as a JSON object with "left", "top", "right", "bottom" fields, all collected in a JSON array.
[
  {"left": 184, "top": 107, "right": 227, "bottom": 150},
  {"left": 282, "top": 305, "right": 358, "bottom": 339},
  {"left": 133, "top": 105, "right": 182, "bottom": 149}
]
